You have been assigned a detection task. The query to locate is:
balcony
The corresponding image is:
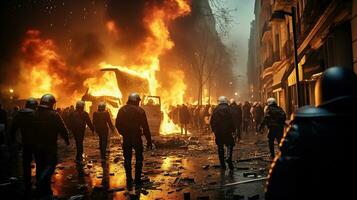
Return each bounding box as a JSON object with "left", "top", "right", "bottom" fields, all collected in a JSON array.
[{"left": 272, "top": 0, "right": 296, "bottom": 12}]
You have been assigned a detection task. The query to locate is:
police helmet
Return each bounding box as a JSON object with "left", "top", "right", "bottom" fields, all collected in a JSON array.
[
  {"left": 39, "top": 94, "right": 56, "bottom": 109},
  {"left": 315, "top": 66, "right": 357, "bottom": 106},
  {"left": 218, "top": 96, "right": 228, "bottom": 104},
  {"left": 25, "top": 97, "right": 38, "bottom": 109},
  {"left": 98, "top": 102, "right": 106, "bottom": 111}
]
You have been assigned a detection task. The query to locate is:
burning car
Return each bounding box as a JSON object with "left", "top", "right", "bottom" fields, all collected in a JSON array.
[{"left": 83, "top": 68, "right": 163, "bottom": 135}]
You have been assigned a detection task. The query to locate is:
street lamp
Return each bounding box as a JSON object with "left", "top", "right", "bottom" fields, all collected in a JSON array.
[{"left": 271, "top": 7, "right": 302, "bottom": 108}]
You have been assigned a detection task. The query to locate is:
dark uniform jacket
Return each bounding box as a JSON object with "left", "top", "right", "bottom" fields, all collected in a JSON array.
[
  {"left": 10, "top": 108, "right": 36, "bottom": 145},
  {"left": 68, "top": 110, "right": 94, "bottom": 133},
  {"left": 261, "top": 104, "right": 286, "bottom": 128},
  {"left": 93, "top": 110, "right": 114, "bottom": 133},
  {"left": 116, "top": 104, "right": 151, "bottom": 145},
  {"left": 33, "top": 107, "right": 70, "bottom": 150},
  {"left": 253, "top": 105, "right": 264, "bottom": 122},
  {"left": 210, "top": 104, "right": 235, "bottom": 146},
  {"left": 265, "top": 96, "right": 356, "bottom": 200},
  {"left": 229, "top": 102, "right": 242, "bottom": 127}
]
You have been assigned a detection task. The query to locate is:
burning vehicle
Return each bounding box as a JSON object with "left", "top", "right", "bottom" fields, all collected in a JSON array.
[{"left": 83, "top": 68, "right": 163, "bottom": 136}]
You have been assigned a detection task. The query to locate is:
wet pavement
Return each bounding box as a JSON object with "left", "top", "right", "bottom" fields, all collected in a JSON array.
[{"left": 0, "top": 130, "right": 275, "bottom": 199}]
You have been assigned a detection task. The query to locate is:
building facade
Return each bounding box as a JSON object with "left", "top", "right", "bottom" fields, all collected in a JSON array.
[{"left": 249, "top": 0, "right": 357, "bottom": 116}]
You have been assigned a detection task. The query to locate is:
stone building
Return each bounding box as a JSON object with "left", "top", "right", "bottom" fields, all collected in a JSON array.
[{"left": 249, "top": 0, "right": 357, "bottom": 116}]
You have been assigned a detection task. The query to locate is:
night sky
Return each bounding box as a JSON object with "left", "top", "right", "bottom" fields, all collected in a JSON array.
[{"left": 0, "top": 0, "right": 111, "bottom": 85}]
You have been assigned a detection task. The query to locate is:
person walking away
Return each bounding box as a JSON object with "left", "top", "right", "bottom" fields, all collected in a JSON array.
[
  {"left": 259, "top": 98, "right": 286, "bottom": 158},
  {"left": 253, "top": 102, "right": 264, "bottom": 134},
  {"left": 179, "top": 104, "right": 190, "bottom": 135},
  {"left": 33, "top": 94, "right": 70, "bottom": 199},
  {"left": 116, "top": 93, "right": 152, "bottom": 189},
  {"left": 9, "top": 98, "right": 37, "bottom": 198},
  {"left": 68, "top": 101, "right": 94, "bottom": 163},
  {"left": 229, "top": 99, "right": 242, "bottom": 142},
  {"left": 210, "top": 96, "right": 235, "bottom": 170},
  {"left": 242, "top": 101, "right": 251, "bottom": 135},
  {"left": 265, "top": 67, "right": 357, "bottom": 200},
  {"left": 93, "top": 102, "right": 114, "bottom": 161}
]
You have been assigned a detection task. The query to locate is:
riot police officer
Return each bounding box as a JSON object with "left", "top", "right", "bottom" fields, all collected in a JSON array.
[
  {"left": 210, "top": 96, "right": 235, "bottom": 170},
  {"left": 259, "top": 97, "right": 286, "bottom": 158},
  {"left": 116, "top": 93, "right": 152, "bottom": 189},
  {"left": 93, "top": 102, "right": 114, "bottom": 161},
  {"left": 68, "top": 100, "right": 94, "bottom": 162},
  {"left": 33, "top": 94, "right": 70, "bottom": 199},
  {"left": 9, "top": 97, "right": 37, "bottom": 197},
  {"left": 265, "top": 67, "right": 357, "bottom": 200},
  {"left": 229, "top": 98, "right": 242, "bottom": 142}
]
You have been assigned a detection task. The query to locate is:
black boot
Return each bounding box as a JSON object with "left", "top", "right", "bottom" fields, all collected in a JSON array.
[
  {"left": 218, "top": 145, "right": 226, "bottom": 169},
  {"left": 125, "top": 166, "right": 133, "bottom": 189},
  {"left": 134, "top": 165, "right": 143, "bottom": 188},
  {"left": 226, "top": 145, "right": 234, "bottom": 170}
]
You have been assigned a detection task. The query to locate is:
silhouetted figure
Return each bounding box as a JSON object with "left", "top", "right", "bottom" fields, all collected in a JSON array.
[
  {"left": 179, "top": 104, "right": 190, "bottom": 135},
  {"left": 93, "top": 102, "right": 114, "bottom": 161},
  {"left": 242, "top": 101, "right": 251, "bottom": 134},
  {"left": 229, "top": 99, "right": 242, "bottom": 142},
  {"left": 210, "top": 96, "right": 235, "bottom": 170},
  {"left": 259, "top": 98, "right": 286, "bottom": 158},
  {"left": 253, "top": 102, "right": 264, "bottom": 133},
  {"left": 116, "top": 93, "right": 152, "bottom": 189},
  {"left": 9, "top": 98, "right": 37, "bottom": 198},
  {"left": 33, "top": 94, "right": 69, "bottom": 199},
  {"left": 68, "top": 101, "right": 94, "bottom": 162},
  {"left": 265, "top": 67, "right": 357, "bottom": 200}
]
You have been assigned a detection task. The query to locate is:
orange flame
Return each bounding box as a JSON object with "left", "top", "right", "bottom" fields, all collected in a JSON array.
[{"left": 14, "top": 0, "right": 191, "bottom": 135}]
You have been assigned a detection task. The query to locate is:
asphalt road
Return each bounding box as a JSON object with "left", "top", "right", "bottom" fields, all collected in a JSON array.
[{"left": 0, "top": 130, "right": 275, "bottom": 200}]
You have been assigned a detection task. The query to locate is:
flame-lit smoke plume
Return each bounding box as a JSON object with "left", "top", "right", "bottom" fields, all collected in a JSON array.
[
  {"left": 4, "top": 0, "right": 192, "bottom": 134},
  {"left": 17, "top": 30, "right": 82, "bottom": 105},
  {"left": 102, "top": 0, "right": 191, "bottom": 134}
]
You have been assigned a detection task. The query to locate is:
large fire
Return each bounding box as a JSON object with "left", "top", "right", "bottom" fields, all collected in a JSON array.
[{"left": 12, "top": 0, "right": 191, "bottom": 135}]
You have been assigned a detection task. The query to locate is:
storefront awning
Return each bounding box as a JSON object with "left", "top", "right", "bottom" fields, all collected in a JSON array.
[{"left": 272, "top": 65, "right": 286, "bottom": 89}]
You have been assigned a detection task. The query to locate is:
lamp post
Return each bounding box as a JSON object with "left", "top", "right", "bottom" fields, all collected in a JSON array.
[{"left": 271, "top": 7, "right": 302, "bottom": 108}]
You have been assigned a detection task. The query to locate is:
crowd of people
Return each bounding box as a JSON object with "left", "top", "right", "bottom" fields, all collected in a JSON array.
[
  {"left": 167, "top": 100, "right": 266, "bottom": 138},
  {"left": 0, "top": 93, "right": 151, "bottom": 199},
  {"left": 0, "top": 67, "right": 355, "bottom": 200}
]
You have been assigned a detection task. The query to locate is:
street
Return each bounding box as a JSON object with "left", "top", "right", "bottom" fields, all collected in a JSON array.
[{"left": 0, "top": 130, "right": 273, "bottom": 200}]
